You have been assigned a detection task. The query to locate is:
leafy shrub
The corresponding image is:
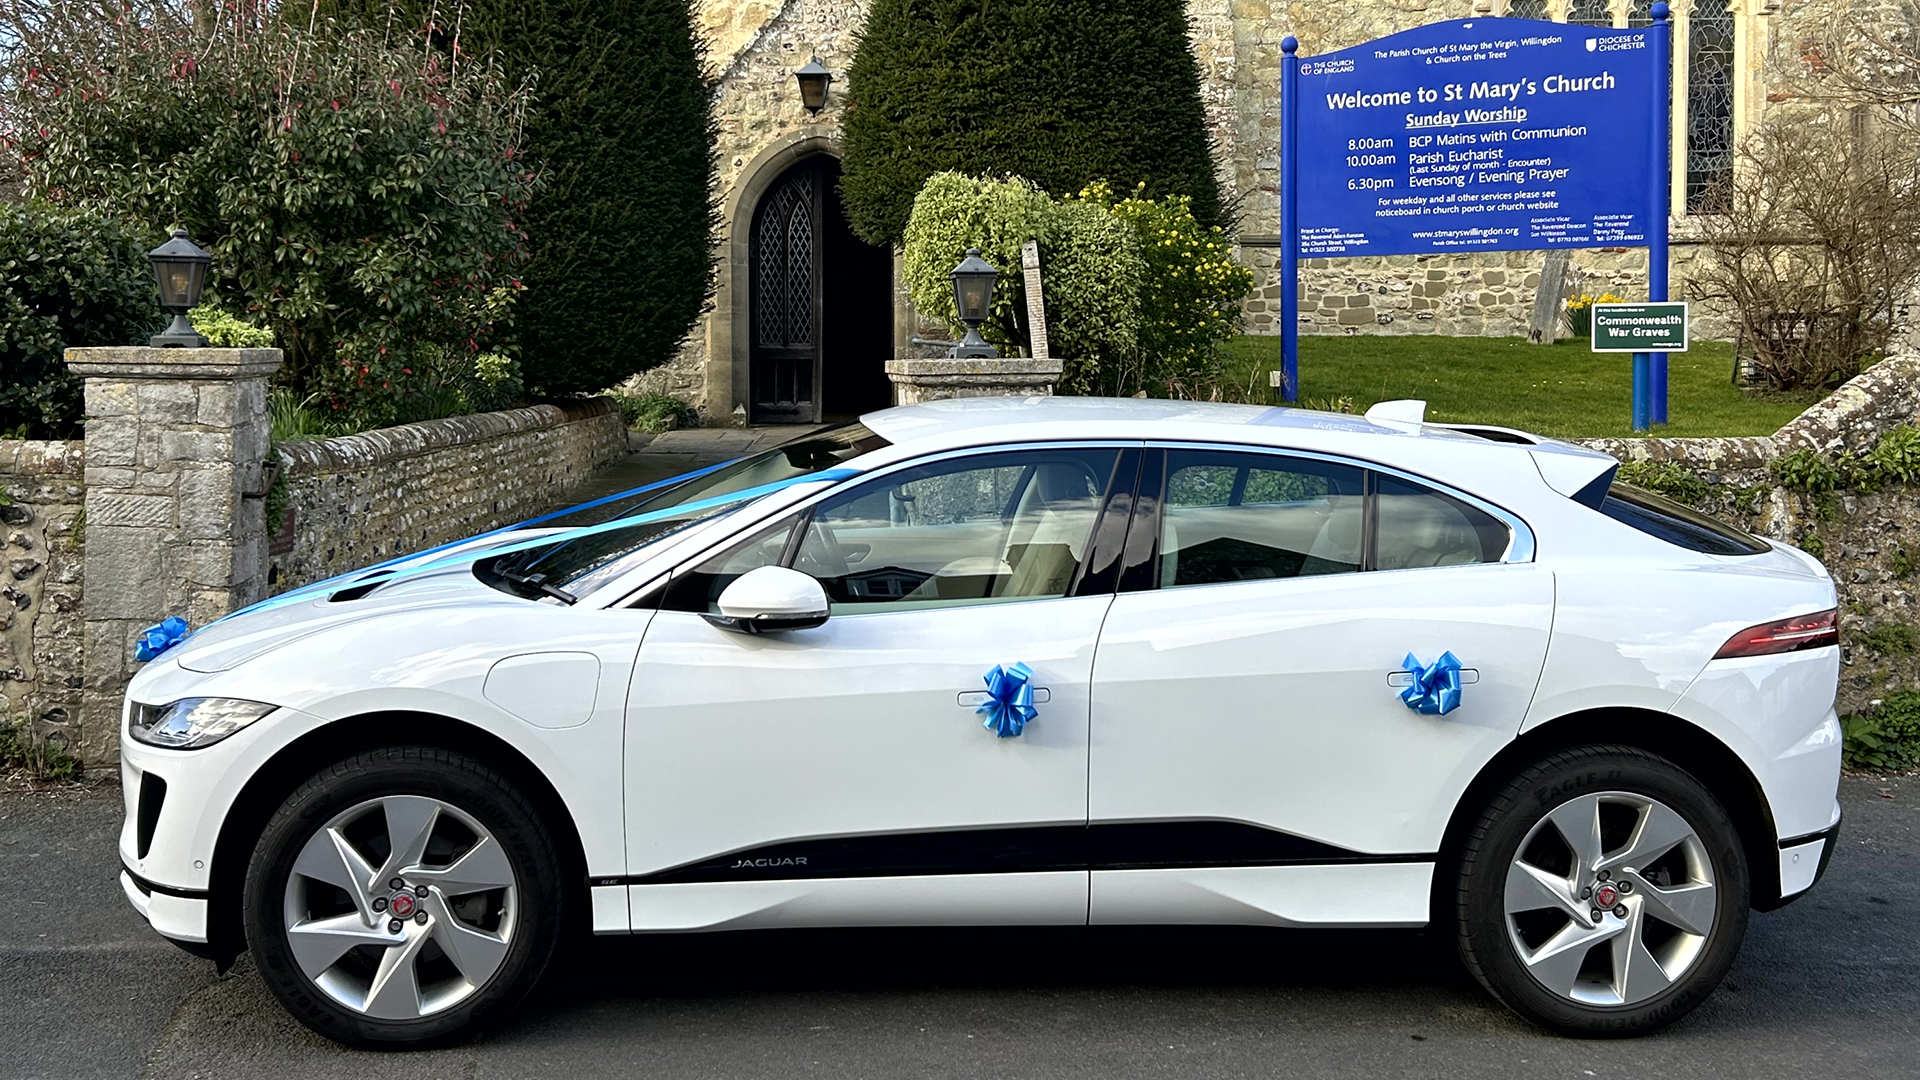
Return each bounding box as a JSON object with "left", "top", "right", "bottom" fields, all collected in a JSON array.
[
  {"left": 1867, "top": 425, "right": 1920, "bottom": 483},
  {"left": 268, "top": 389, "right": 353, "bottom": 444},
  {"left": 902, "top": 173, "right": 1142, "bottom": 394},
  {"left": 1842, "top": 692, "right": 1920, "bottom": 772},
  {"left": 841, "top": 0, "right": 1222, "bottom": 247},
  {"left": 321, "top": 0, "right": 719, "bottom": 396},
  {"left": 1074, "top": 182, "right": 1253, "bottom": 395},
  {"left": 1854, "top": 620, "right": 1917, "bottom": 657},
  {"left": 0, "top": 716, "right": 79, "bottom": 781},
  {"left": 190, "top": 306, "right": 274, "bottom": 349},
  {"left": 1772, "top": 425, "right": 1920, "bottom": 493},
  {"left": 7, "top": 8, "right": 535, "bottom": 416},
  {"left": 463, "top": 353, "right": 525, "bottom": 414},
  {"left": 617, "top": 391, "right": 698, "bottom": 434},
  {"left": 1772, "top": 448, "right": 1842, "bottom": 493},
  {"left": 1616, "top": 460, "right": 1712, "bottom": 506},
  {"left": 0, "top": 203, "right": 160, "bottom": 437}
]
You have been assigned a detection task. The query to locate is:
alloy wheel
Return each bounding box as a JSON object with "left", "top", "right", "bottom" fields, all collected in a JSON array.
[
  {"left": 281, "top": 794, "right": 519, "bottom": 1019},
  {"left": 1501, "top": 790, "right": 1718, "bottom": 1007}
]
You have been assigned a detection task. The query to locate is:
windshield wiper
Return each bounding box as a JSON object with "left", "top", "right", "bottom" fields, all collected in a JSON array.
[{"left": 495, "top": 566, "right": 579, "bottom": 605}]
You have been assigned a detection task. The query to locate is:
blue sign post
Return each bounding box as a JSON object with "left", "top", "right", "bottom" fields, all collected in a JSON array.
[{"left": 1278, "top": 7, "right": 1673, "bottom": 429}]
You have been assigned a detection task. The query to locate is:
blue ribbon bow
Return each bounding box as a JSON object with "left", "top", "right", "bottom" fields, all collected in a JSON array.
[
  {"left": 1399, "top": 651, "right": 1464, "bottom": 716},
  {"left": 135, "top": 616, "right": 190, "bottom": 662},
  {"left": 977, "top": 662, "right": 1039, "bottom": 738}
]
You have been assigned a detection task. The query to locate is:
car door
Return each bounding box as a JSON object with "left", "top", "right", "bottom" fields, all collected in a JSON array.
[
  {"left": 1087, "top": 446, "right": 1553, "bottom": 927},
  {"left": 622, "top": 444, "right": 1137, "bottom": 930}
]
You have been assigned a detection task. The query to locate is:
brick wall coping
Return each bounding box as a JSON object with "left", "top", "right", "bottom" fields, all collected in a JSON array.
[
  {"left": 0, "top": 440, "right": 84, "bottom": 476},
  {"left": 276, "top": 397, "right": 620, "bottom": 476}
]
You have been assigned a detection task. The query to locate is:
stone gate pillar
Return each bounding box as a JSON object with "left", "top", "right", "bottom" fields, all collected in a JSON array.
[
  {"left": 883, "top": 357, "right": 1066, "bottom": 404},
  {"left": 64, "top": 347, "right": 280, "bottom": 762}
]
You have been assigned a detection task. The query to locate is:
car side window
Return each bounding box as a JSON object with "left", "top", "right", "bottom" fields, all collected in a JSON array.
[
  {"left": 659, "top": 517, "right": 800, "bottom": 613},
  {"left": 1373, "top": 475, "right": 1511, "bottom": 569},
  {"left": 1160, "top": 451, "right": 1367, "bottom": 587},
  {"left": 791, "top": 447, "right": 1122, "bottom": 612}
]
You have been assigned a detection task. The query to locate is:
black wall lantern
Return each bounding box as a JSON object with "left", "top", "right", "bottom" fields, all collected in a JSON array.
[
  {"left": 949, "top": 248, "right": 1000, "bottom": 360},
  {"left": 149, "top": 228, "right": 211, "bottom": 348},
  {"left": 794, "top": 56, "right": 832, "bottom": 116}
]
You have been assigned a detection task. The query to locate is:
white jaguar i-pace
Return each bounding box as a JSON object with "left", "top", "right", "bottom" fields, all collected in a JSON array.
[{"left": 116, "top": 396, "right": 1841, "bottom": 1046}]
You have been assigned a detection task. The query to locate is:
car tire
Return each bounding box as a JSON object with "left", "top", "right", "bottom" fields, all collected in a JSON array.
[
  {"left": 1455, "top": 745, "right": 1749, "bottom": 1037},
  {"left": 242, "top": 746, "right": 565, "bottom": 1049}
]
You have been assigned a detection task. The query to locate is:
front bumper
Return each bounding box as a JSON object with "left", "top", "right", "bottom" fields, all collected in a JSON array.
[{"left": 120, "top": 866, "right": 210, "bottom": 942}]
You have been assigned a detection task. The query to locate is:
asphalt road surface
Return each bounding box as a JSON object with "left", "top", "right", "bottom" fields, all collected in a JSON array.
[{"left": 3, "top": 774, "right": 1913, "bottom": 1080}]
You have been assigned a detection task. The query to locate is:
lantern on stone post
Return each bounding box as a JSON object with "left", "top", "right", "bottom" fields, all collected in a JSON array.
[
  {"left": 949, "top": 248, "right": 1000, "bottom": 359},
  {"left": 148, "top": 229, "right": 211, "bottom": 348}
]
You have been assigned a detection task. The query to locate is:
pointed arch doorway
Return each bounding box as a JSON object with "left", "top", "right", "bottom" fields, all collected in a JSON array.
[{"left": 748, "top": 154, "right": 893, "bottom": 424}]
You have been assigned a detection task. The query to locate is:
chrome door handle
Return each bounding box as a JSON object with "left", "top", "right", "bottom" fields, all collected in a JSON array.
[
  {"left": 957, "top": 688, "right": 1051, "bottom": 707},
  {"left": 1387, "top": 669, "right": 1479, "bottom": 687}
]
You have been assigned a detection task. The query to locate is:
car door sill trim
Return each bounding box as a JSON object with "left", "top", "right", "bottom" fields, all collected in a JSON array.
[{"left": 603, "top": 822, "right": 1436, "bottom": 886}]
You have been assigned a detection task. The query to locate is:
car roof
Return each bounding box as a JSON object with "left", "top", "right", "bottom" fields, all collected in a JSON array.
[
  {"left": 856, "top": 395, "right": 1616, "bottom": 507},
  {"left": 864, "top": 394, "right": 1444, "bottom": 444}
]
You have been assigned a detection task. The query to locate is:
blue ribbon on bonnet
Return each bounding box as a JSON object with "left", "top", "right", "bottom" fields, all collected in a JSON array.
[
  {"left": 1399, "top": 651, "right": 1464, "bottom": 716},
  {"left": 135, "top": 616, "right": 190, "bottom": 662},
  {"left": 977, "top": 662, "right": 1039, "bottom": 738}
]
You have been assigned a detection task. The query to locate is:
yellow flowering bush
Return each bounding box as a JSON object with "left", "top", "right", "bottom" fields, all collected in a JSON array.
[
  {"left": 1074, "top": 182, "right": 1254, "bottom": 395},
  {"left": 903, "top": 172, "right": 1143, "bottom": 393},
  {"left": 1564, "top": 292, "right": 1628, "bottom": 339},
  {"left": 901, "top": 172, "right": 1254, "bottom": 397}
]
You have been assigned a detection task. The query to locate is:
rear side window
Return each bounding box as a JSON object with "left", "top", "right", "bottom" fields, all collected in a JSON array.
[
  {"left": 1374, "top": 476, "right": 1512, "bottom": 569},
  {"left": 1599, "top": 483, "right": 1770, "bottom": 556},
  {"left": 1160, "top": 451, "right": 1367, "bottom": 587}
]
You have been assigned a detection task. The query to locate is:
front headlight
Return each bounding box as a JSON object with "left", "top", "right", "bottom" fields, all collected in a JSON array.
[{"left": 129, "top": 698, "right": 277, "bottom": 750}]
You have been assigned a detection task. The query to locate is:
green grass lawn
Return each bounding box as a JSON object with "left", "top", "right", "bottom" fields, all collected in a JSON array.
[{"left": 1218, "top": 334, "right": 1822, "bottom": 439}]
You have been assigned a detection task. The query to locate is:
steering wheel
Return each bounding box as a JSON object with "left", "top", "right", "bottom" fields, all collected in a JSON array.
[{"left": 792, "top": 518, "right": 853, "bottom": 582}]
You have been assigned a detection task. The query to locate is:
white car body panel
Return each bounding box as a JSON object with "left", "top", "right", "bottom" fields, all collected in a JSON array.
[
  {"left": 114, "top": 396, "right": 1843, "bottom": 953},
  {"left": 625, "top": 872, "right": 1089, "bottom": 932},
  {"left": 624, "top": 597, "right": 1110, "bottom": 924},
  {"left": 1089, "top": 864, "right": 1433, "bottom": 927},
  {"left": 1090, "top": 563, "right": 1554, "bottom": 855}
]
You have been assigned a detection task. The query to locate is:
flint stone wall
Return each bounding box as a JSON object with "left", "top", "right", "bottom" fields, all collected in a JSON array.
[
  {"left": 270, "top": 399, "right": 628, "bottom": 592},
  {"left": 1576, "top": 356, "right": 1920, "bottom": 716},
  {"left": 0, "top": 441, "right": 84, "bottom": 764}
]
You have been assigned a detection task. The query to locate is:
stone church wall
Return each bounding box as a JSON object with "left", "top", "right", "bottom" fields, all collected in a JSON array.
[{"left": 657, "top": 0, "right": 1798, "bottom": 417}]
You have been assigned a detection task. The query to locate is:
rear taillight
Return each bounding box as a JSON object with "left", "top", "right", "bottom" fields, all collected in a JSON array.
[{"left": 1713, "top": 608, "right": 1838, "bottom": 659}]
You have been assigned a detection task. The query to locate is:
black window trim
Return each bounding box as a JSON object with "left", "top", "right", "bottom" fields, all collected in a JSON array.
[{"left": 1125, "top": 441, "right": 1537, "bottom": 592}]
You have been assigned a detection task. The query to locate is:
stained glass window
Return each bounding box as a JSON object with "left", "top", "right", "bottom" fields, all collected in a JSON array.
[
  {"left": 1567, "top": 0, "right": 1613, "bottom": 27},
  {"left": 1627, "top": 0, "right": 1654, "bottom": 28},
  {"left": 1505, "top": 0, "right": 1550, "bottom": 19},
  {"left": 1687, "top": 0, "right": 1736, "bottom": 212}
]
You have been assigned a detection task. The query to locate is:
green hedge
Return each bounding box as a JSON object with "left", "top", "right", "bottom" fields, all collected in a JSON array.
[
  {"left": 323, "top": 0, "right": 719, "bottom": 396},
  {"left": 0, "top": 204, "right": 159, "bottom": 437},
  {"left": 841, "top": 0, "right": 1224, "bottom": 247}
]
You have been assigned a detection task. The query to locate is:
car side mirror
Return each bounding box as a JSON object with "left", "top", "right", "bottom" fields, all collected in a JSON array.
[{"left": 704, "top": 566, "right": 830, "bottom": 634}]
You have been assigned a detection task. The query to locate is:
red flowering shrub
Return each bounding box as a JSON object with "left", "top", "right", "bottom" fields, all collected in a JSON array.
[{"left": 3, "top": 3, "right": 536, "bottom": 425}]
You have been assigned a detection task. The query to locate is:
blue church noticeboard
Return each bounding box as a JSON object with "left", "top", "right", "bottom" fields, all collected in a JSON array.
[{"left": 1293, "top": 19, "right": 1657, "bottom": 258}]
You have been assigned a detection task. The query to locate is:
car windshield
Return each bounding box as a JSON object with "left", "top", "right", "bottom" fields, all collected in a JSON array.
[{"left": 479, "top": 422, "right": 889, "bottom": 601}]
